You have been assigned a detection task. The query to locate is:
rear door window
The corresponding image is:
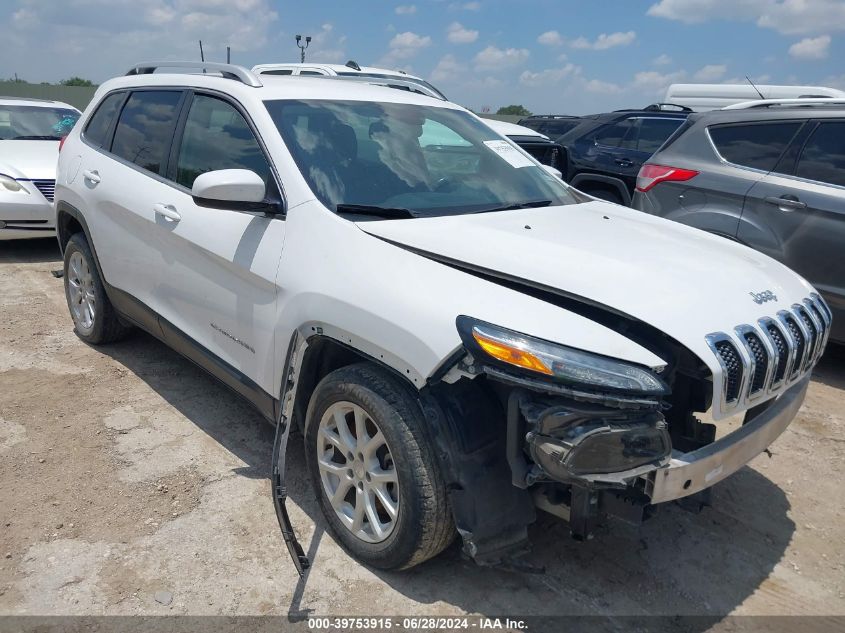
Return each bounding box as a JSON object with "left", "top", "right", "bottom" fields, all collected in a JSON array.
[
  {"left": 83, "top": 92, "right": 124, "bottom": 148},
  {"left": 709, "top": 122, "right": 802, "bottom": 171},
  {"left": 795, "top": 121, "right": 845, "bottom": 187},
  {"left": 594, "top": 119, "right": 633, "bottom": 147},
  {"left": 111, "top": 90, "right": 183, "bottom": 176}
]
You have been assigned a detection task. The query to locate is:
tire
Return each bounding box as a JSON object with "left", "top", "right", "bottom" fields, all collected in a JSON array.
[
  {"left": 304, "top": 363, "right": 454, "bottom": 570},
  {"left": 584, "top": 187, "right": 623, "bottom": 205},
  {"left": 63, "top": 232, "right": 131, "bottom": 344}
]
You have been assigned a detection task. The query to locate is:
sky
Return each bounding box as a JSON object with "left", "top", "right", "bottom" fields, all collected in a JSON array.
[{"left": 2, "top": 0, "right": 845, "bottom": 114}]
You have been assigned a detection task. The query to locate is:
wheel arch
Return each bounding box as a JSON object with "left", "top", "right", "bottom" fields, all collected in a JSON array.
[
  {"left": 282, "top": 330, "right": 424, "bottom": 431},
  {"left": 569, "top": 173, "right": 632, "bottom": 205},
  {"left": 56, "top": 202, "right": 88, "bottom": 255}
]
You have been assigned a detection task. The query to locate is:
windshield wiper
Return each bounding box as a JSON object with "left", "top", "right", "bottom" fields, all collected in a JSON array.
[
  {"left": 11, "top": 135, "right": 62, "bottom": 141},
  {"left": 473, "top": 199, "right": 554, "bottom": 214},
  {"left": 335, "top": 204, "right": 416, "bottom": 219}
]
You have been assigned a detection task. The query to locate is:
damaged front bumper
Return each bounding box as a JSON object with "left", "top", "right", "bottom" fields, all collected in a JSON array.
[
  {"left": 642, "top": 375, "right": 809, "bottom": 504},
  {"left": 425, "top": 359, "right": 808, "bottom": 567},
  {"left": 515, "top": 375, "right": 808, "bottom": 502}
]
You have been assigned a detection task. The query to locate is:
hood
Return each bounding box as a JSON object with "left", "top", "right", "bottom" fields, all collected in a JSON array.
[
  {"left": 358, "top": 201, "right": 815, "bottom": 374},
  {"left": 0, "top": 140, "right": 60, "bottom": 180}
]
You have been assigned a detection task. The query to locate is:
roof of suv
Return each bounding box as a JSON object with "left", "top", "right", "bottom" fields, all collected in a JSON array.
[
  {"left": 689, "top": 101, "right": 845, "bottom": 125},
  {"left": 92, "top": 63, "right": 459, "bottom": 111},
  {"left": 252, "top": 62, "right": 428, "bottom": 82},
  {"left": 553, "top": 106, "right": 690, "bottom": 144}
]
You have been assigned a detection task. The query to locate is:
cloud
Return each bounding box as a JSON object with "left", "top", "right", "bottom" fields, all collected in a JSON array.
[
  {"left": 693, "top": 63, "right": 727, "bottom": 81},
  {"left": 0, "top": 0, "right": 280, "bottom": 82},
  {"left": 447, "top": 22, "right": 479, "bottom": 43},
  {"left": 570, "top": 31, "right": 636, "bottom": 50},
  {"left": 647, "top": 0, "right": 845, "bottom": 36},
  {"left": 537, "top": 30, "right": 564, "bottom": 46},
  {"left": 474, "top": 45, "right": 530, "bottom": 71},
  {"left": 519, "top": 63, "right": 580, "bottom": 87},
  {"left": 632, "top": 69, "right": 687, "bottom": 94},
  {"left": 430, "top": 54, "right": 466, "bottom": 83},
  {"left": 789, "top": 34, "right": 831, "bottom": 59},
  {"left": 584, "top": 79, "right": 623, "bottom": 94},
  {"left": 378, "top": 30, "right": 432, "bottom": 66},
  {"left": 449, "top": 1, "right": 481, "bottom": 10},
  {"left": 307, "top": 23, "right": 347, "bottom": 62},
  {"left": 395, "top": 4, "right": 417, "bottom": 15},
  {"left": 652, "top": 53, "right": 672, "bottom": 66}
]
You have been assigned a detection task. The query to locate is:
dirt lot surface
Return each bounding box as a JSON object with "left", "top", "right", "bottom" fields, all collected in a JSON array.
[{"left": 1, "top": 239, "right": 844, "bottom": 627}]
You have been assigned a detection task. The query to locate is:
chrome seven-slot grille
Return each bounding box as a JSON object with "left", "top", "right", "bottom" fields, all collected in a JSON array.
[
  {"left": 706, "top": 294, "right": 832, "bottom": 412},
  {"left": 31, "top": 179, "right": 56, "bottom": 202}
]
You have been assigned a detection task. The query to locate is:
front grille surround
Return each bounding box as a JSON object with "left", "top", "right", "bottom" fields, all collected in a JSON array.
[
  {"left": 707, "top": 294, "right": 830, "bottom": 414},
  {"left": 780, "top": 311, "right": 808, "bottom": 378}
]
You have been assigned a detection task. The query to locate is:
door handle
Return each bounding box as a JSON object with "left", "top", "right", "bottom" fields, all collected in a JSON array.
[
  {"left": 153, "top": 203, "right": 181, "bottom": 222},
  {"left": 764, "top": 195, "right": 807, "bottom": 211},
  {"left": 614, "top": 158, "right": 633, "bottom": 167},
  {"left": 82, "top": 170, "right": 100, "bottom": 184}
]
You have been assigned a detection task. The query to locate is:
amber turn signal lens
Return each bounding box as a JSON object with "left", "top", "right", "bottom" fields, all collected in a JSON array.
[{"left": 472, "top": 330, "right": 553, "bottom": 375}]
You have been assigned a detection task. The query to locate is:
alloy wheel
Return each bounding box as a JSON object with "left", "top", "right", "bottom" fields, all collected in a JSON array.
[
  {"left": 317, "top": 401, "right": 400, "bottom": 543},
  {"left": 67, "top": 251, "right": 96, "bottom": 333}
]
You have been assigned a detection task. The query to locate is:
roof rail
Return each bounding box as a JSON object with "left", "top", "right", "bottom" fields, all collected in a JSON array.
[
  {"left": 321, "top": 74, "right": 445, "bottom": 100},
  {"left": 723, "top": 98, "right": 845, "bottom": 110},
  {"left": 126, "top": 61, "right": 263, "bottom": 88},
  {"left": 643, "top": 102, "right": 693, "bottom": 112}
]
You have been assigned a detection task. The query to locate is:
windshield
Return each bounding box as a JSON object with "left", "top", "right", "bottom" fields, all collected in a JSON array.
[
  {"left": 265, "top": 99, "right": 577, "bottom": 217},
  {"left": 0, "top": 105, "right": 80, "bottom": 140}
]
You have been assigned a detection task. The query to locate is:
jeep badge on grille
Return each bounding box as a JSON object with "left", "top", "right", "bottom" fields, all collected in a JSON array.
[{"left": 750, "top": 290, "right": 777, "bottom": 304}]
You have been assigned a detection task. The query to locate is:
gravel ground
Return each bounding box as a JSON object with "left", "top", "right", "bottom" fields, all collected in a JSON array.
[{"left": 1, "top": 238, "right": 844, "bottom": 629}]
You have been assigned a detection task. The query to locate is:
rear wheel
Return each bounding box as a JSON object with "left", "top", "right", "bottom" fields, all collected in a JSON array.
[
  {"left": 304, "top": 363, "right": 454, "bottom": 569},
  {"left": 63, "top": 232, "right": 131, "bottom": 344}
]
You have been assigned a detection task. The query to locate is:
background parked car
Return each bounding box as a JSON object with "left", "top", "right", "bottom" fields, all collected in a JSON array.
[
  {"left": 632, "top": 99, "right": 845, "bottom": 344},
  {"left": 517, "top": 114, "right": 582, "bottom": 139},
  {"left": 483, "top": 119, "right": 564, "bottom": 173},
  {"left": 553, "top": 104, "right": 691, "bottom": 205},
  {"left": 0, "top": 97, "right": 80, "bottom": 239}
]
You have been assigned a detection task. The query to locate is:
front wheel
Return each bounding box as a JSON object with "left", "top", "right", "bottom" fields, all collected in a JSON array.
[{"left": 304, "top": 363, "right": 454, "bottom": 570}]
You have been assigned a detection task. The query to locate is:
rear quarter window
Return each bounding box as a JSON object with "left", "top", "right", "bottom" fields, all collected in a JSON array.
[
  {"left": 796, "top": 121, "right": 845, "bottom": 187},
  {"left": 708, "top": 121, "right": 802, "bottom": 171},
  {"left": 83, "top": 92, "right": 124, "bottom": 148}
]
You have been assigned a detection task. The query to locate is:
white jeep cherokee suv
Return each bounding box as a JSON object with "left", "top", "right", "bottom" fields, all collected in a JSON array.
[{"left": 55, "top": 62, "right": 831, "bottom": 572}]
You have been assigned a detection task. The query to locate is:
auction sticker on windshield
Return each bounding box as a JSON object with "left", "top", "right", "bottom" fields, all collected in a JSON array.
[{"left": 483, "top": 140, "right": 535, "bottom": 168}]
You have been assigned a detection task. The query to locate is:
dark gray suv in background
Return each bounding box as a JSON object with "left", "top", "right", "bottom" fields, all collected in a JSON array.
[{"left": 633, "top": 100, "right": 844, "bottom": 343}]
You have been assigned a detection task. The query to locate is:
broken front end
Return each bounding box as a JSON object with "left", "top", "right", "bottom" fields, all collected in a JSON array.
[{"left": 421, "top": 313, "right": 818, "bottom": 567}]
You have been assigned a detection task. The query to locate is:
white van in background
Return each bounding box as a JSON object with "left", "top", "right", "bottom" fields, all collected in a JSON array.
[{"left": 664, "top": 83, "right": 845, "bottom": 111}]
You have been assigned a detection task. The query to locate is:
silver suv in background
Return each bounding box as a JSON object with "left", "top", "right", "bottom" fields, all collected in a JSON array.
[{"left": 633, "top": 99, "right": 844, "bottom": 344}]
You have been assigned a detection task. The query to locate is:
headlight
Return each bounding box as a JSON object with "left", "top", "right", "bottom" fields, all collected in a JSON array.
[
  {"left": 457, "top": 316, "right": 668, "bottom": 395},
  {"left": 0, "top": 174, "right": 27, "bottom": 193}
]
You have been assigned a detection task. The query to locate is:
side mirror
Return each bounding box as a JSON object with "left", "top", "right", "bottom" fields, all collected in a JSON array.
[
  {"left": 191, "top": 169, "right": 266, "bottom": 205},
  {"left": 542, "top": 164, "right": 563, "bottom": 179}
]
